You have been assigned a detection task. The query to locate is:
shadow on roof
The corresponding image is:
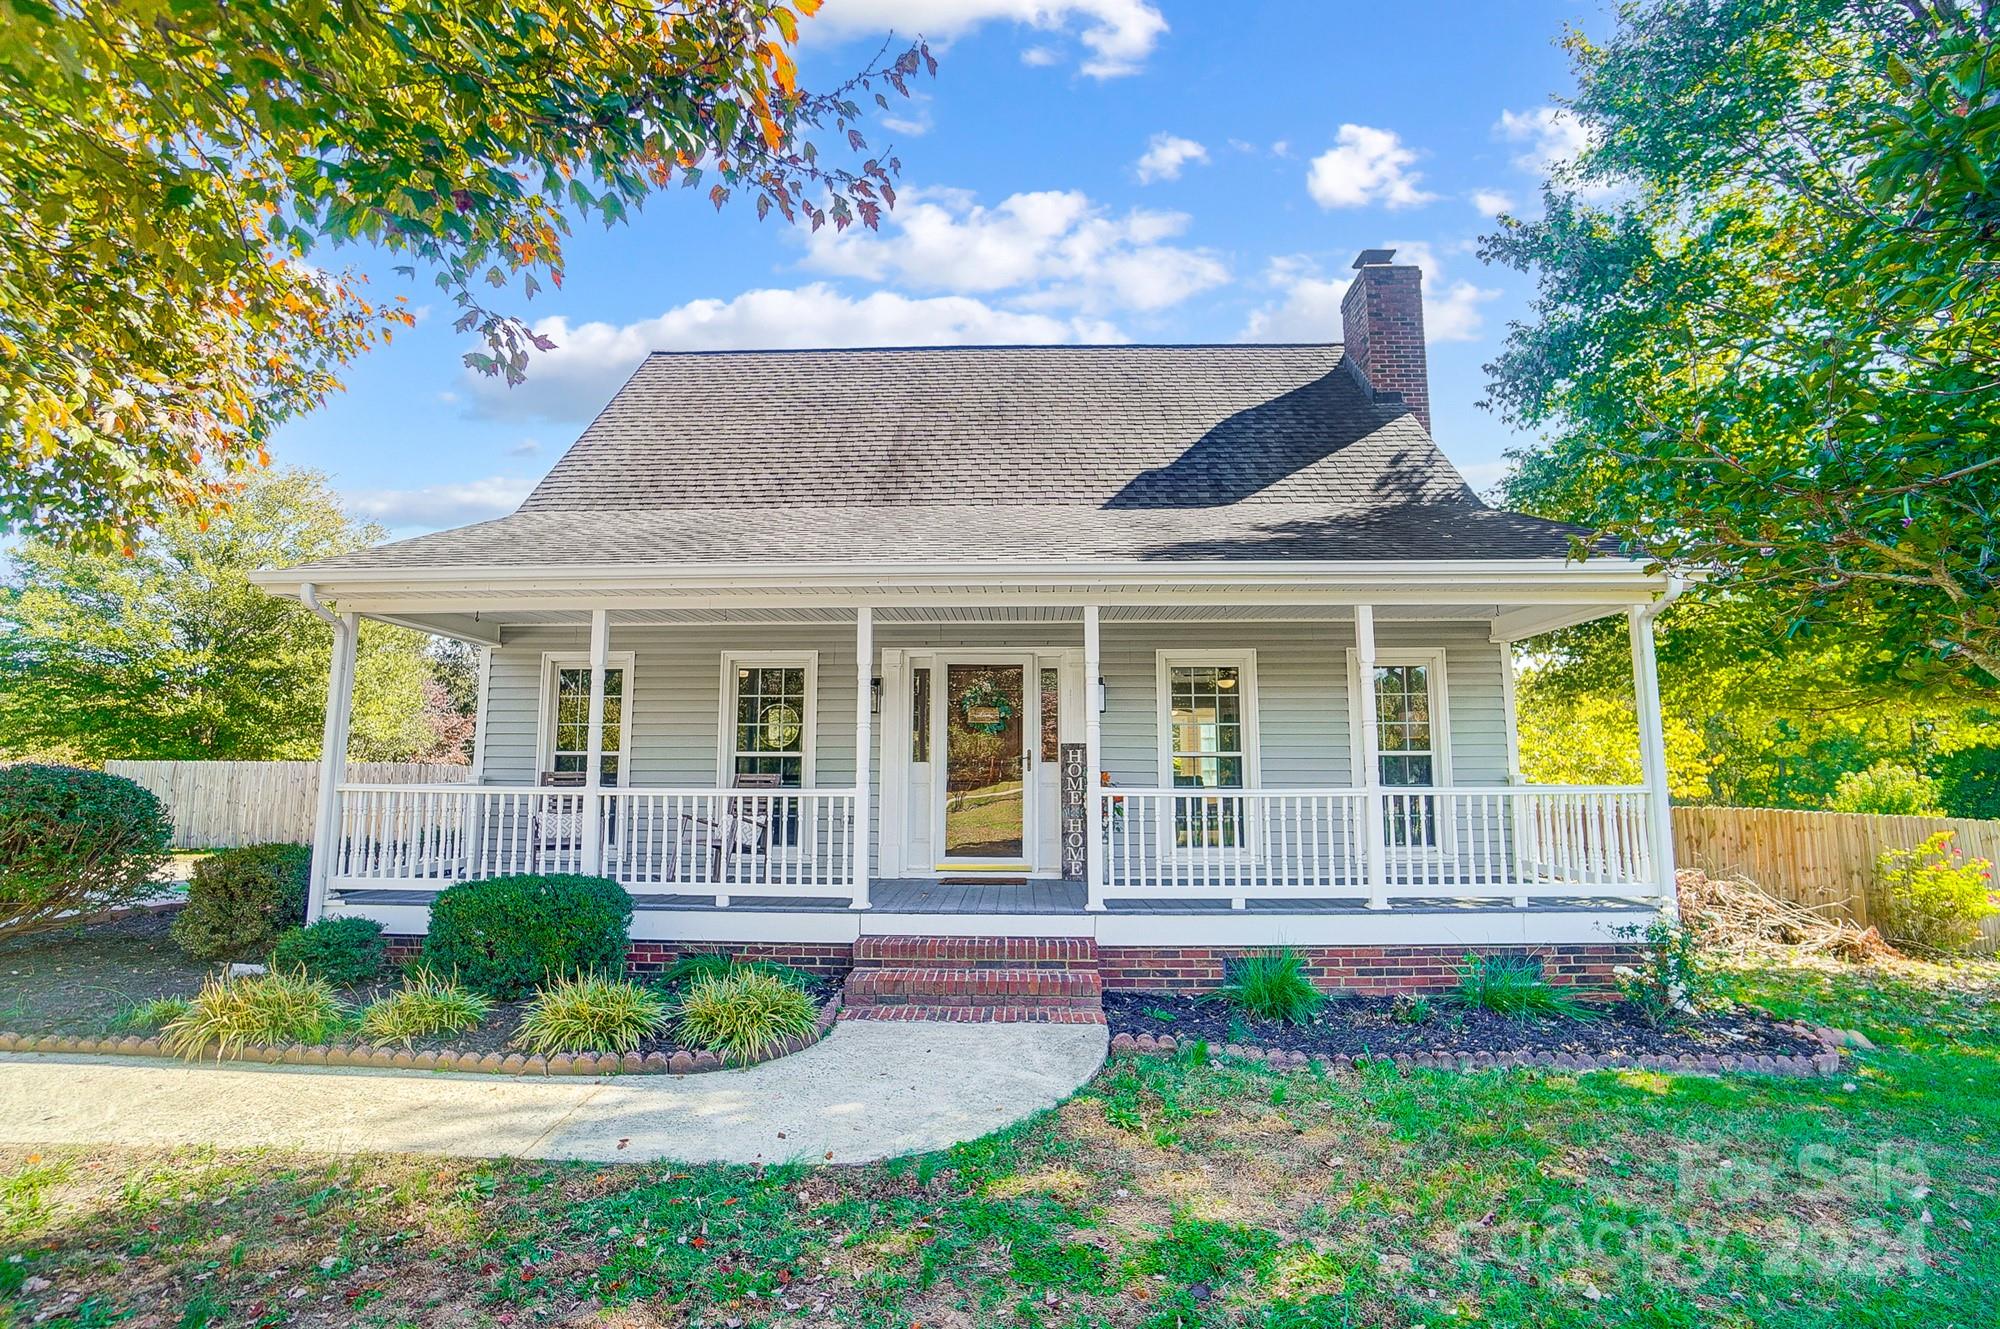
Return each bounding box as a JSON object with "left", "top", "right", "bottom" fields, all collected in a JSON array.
[{"left": 1102, "top": 368, "right": 1389, "bottom": 510}]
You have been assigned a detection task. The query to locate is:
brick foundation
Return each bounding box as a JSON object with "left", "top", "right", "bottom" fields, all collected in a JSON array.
[
  {"left": 384, "top": 936, "right": 856, "bottom": 978},
  {"left": 383, "top": 936, "right": 1637, "bottom": 997},
  {"left": 1096, "top": 944, "right": 1639, "bottom": 995}
]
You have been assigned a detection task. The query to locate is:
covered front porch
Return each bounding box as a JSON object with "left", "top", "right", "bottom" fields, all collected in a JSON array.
[{"left": 286, "top": 561, "right": 1682, "bottom": 931}]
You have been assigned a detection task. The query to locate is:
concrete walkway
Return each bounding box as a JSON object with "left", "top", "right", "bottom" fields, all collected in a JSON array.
[{"left": 0, "top": 1021, "right": 1106, "bottom": 1165}]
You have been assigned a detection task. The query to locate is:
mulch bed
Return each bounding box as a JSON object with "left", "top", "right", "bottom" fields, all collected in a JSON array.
[
  {"left": 0, "top": 907, "right": 841, "bottom": 1074},
  {"left": 1104, "top": 991, "right": 1824, "bottom": 1061}
]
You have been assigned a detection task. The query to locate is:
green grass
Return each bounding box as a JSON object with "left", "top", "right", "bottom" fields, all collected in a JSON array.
[
  {"left": 2, "top": 951, "right": 1996, "bottom": 1327},
  {"left": 1450, "top": 951, "right": 1602, "bottom": 1021},
  {"left": 1205, "top": 947, "right": 1326, "bottom": 1024}
]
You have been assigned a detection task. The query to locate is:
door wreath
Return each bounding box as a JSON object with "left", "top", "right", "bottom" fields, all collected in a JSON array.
[{"left": 958, "top": 676, "right": 1016, "bottom": 735}]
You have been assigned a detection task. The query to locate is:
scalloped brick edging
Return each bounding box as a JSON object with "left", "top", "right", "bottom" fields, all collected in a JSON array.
[
  {"left": 1108, "top": 1018, "right": 1852, "bottom": 1079},
  {"left": 0, "top": 996, "right": 843, "bottom": 1078}
]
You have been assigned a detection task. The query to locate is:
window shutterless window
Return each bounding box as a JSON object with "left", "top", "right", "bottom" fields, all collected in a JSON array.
[
  {"left": 1347, "top": 649, "right": 1451, "bottom": 851},
  {"left": 539, "top": 655, "right": 633, "bottom": 785},
  {"left": 731, "top": 664, "right": 809, "bottom": 787},
  {"left": 1156, "top": 652, "right": 1259, "bottom": 852}
]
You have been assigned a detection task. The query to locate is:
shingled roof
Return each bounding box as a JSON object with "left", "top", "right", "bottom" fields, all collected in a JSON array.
[{"left": 289, "top": 343, "right": 1592, "bottom": 572}]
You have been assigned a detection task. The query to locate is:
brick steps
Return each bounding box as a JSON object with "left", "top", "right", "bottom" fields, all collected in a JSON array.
[{"left": 842, "top": 935, "right": 1104, "bottom": 1023}]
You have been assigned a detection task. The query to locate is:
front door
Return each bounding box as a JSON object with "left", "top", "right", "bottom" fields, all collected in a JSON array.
[{"left": 939, "top": 661, "right": 1031, "bottom": 864}]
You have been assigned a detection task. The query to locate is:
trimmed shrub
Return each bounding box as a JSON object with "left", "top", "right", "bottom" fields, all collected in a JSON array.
[
  {"left": 1448, "top": 953, "right": 1599, "bottom": 1022},
  {"left": 674, "top": 969, "right": 818, "bottom": 1064},
  {"left": 514, "top": 975, "right": 668, "bottom": 1055},
  {"left": 0, "top": 763, "right": 173, "bottom": 939},
  {"left": 1203, "top": 949, "right": 1325, "bottom": 1025},
  {"left": 170, "top": 843, "right": 311, "bottom": 961},
  {"left": 358, "top": 968, "right": 492, "bottom": 1045},
  {"left": 162, "top": 969, "right": 348, "bottom": 1058},
  {"left": 423, "top": 874, "right": 632, "bottom": 999},
  {"left": 1877, "top": 830, "right": 1997, "bottom": 956},
  {"left": 1828, "top": 762, "right": 1943, "bottom": 816},
  {"left": 270, "top": 916, "right": 387, "bottom": 986}
]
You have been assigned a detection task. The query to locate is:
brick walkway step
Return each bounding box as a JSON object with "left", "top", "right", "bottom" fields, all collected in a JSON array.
[
  {"left": 840, "top": 1006, "right": 1106, "bottom": 1025},
  {"left": 852, "top": 935, "right": 1098, "bottom": 969},
  {"left": 844, "top": 966, "right": 1101, "bottom": 1009}
]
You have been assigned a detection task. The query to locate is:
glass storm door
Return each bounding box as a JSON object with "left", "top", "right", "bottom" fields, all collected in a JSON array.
[{"left": 942, "top": 663, "right": 1028, "bottom": 861}]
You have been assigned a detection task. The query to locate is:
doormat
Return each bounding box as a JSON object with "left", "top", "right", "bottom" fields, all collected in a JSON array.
[{"left": 939, "top": 877, "right": 1030, "bottom": 886}]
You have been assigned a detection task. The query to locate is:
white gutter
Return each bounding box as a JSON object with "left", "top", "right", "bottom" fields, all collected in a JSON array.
[
  {"left": 1638, "top": 573, "right": 1688, "bottom": 620},
  {"left": 299, "top": 582, "right": 340, "bottom": 629}
]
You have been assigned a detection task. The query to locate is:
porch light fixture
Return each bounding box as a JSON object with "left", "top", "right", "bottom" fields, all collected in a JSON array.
[
  {"left": 871, "top": 676, "right": 883, "bottom": 715},
  {"left": 1097, "top": 676, "right": 1108, "bottom": 713}
]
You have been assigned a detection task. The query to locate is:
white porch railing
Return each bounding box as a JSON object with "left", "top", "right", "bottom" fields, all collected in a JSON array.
[
  {"left": 329, "top": 784, "right": 859, "bottom": 905},
  {"left": 1097, "top": 785, "right": 1656, "bottom": 905}
]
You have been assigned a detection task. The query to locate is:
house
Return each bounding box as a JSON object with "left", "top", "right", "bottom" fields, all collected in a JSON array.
[{"left": 253, "top": 249, "right": 1679, "bottom": 1014}]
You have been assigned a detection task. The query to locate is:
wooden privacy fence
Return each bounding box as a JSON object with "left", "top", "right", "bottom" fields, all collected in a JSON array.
[
  {"left": 1672, "top": 804, "right": 2000, "bottom": 951},
  {"left": 106, "top": 760, "right": 470, "bottom": 849}
]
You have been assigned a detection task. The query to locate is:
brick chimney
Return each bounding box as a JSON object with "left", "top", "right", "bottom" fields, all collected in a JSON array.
[{"left": 1340, "top": 248, "right": 1430, "bottom": 431}]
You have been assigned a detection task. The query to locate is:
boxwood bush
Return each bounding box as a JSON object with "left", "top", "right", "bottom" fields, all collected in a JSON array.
[
  {"left": 422, "top": 874, "right": 632, "bottom": 998},
  {"left": 269, "top": 916, "right": 387, "bottom": 986},
  {"left": 170, "top": 843, "right": 311, "bottom": 961},
  {"left": 0, "top": 763, "right": 173, "bottom": 939}
]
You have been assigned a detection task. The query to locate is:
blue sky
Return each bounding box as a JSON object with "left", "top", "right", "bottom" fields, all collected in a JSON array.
[{"left": 276, "top": 0, "right": 1612, "bottom": 538}]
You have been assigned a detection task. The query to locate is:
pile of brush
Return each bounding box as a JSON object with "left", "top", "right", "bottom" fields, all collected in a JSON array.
[{"left": 1677, "top": 868, "right": 1895, "bottom": 962}]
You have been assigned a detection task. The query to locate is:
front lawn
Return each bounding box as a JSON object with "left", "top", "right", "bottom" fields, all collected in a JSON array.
[{"left": 2, "top": 953, "right": 1995, "bottom": 1327}]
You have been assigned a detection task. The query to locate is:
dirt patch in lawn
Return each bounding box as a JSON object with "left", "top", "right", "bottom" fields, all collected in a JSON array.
[
  {"left": 0, "top": 909, "right": 210, "bottom": 1035},
  {"left": 1104, "top": 991, "right": 1821, "bottom": 1060}
]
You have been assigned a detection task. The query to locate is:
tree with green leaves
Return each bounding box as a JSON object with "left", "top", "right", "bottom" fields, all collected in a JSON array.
[
  {"left": 0, "top": 468, "right": 448, "bottom": 763},
  {"left": 0, "top": 0, "right": 926, "bottom": 550},
  {"left": 1484, "top": 0, "right": 1999, "bottom": 689}
]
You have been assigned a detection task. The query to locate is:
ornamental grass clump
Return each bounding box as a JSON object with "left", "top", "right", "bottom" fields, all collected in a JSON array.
[
  {"left": 674, "top": 969, "right": 819, "bottom": 1065},
  {"left": 162, "top": 969, "right": 348, "bottom": 1059},
  {"left": 1205, "top": 949, "right": 1325, "bottom": 1025},
  {"left": 113, "top": 995, "right": 191, "bottom": 1033},
  {"left": 1449, "top": 953, "right": 1598, "bottom": 1022},
  {"left": 514, "top": 974, "right": 669, "bottom": 1056},
  {"left": 358, "top": 968, "right": 492, "bottom": 1046}
]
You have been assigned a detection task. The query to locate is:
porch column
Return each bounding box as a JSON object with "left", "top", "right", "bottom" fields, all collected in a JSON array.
[
  {"left": 306, "top": 610, "right": 359, "bottom": 923},
  {"left": 1627, "top": 605, "right": 1679, "bottom": 915},
  {"left": 851, "top": 606, "right": 873, "bottom": 909},
  {"left": 1354, "top": 605, "right": 1390, "bottom": 910},
  {"left": 582, "top": 608, "right": 609, "bottom": 876},
  {"left": 1084, "top": 605, "right": 1105, "bottom": 911}
]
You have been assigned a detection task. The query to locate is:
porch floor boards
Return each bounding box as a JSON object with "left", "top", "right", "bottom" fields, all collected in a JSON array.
[{"left": 335, "top": 878, "right": 1654, "bottom": 916}]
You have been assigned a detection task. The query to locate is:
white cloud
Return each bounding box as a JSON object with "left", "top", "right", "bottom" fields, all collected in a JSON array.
[
  {"left": 814, "top": 1, "right": 1167, "bottom": 78},
  {"left": 1469, "top": 188, "right": 1515, "bottom": 217},
  {"left": 347, "top": 476, "right": 536, "bottom": 528},
  {"left": 1134, "top": 133, "right": 1209, "bottom": 183},
  {"left": 1389, "top": 241, "right": 1501, "bottom": 342},
  {"left": 1305, "top": 125, "right": 1438, "bottom": 210},
  {"left": 506, "top": 439, "right": 541, "bottom": 457},
  {"left": 803, "top": 186, "right": 1228, "bottom": 313},
  {"left": 1239, "top": 256, "right": 1349, "bottom": 342},
  {"left": 1020, "top": 45, "right": 1061, "bottom": 66},
  {"left": 464, "top": 284, "right": 1124, "bottom": 423},
  {"left": 1239, "top": 245, "right": 1501, "bottom": 345},
  {"left": 1270, "top": 140, "right": 1292, "bottom": 159},
  {"left": 1495, "top": 106, "right": 1626, "bottom": 202}
]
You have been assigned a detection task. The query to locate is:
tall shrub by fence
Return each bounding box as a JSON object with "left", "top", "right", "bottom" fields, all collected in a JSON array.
[
  {"left": 105, "top": 760, "right": 469, "bottom": 849},
  {"left": 1673, "top": 804, "right": 2000, "bottom": 952}
]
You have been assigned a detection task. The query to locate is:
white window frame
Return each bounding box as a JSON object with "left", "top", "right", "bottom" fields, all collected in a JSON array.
[
  {"left": 716, "top": 651, "right": 819, "bottom": 789},
  {"left": 1155, "top": 649, "right": 1262, "bottom": 859},
  {"left": 535, "top": 651, "right": 636, "bottom": 784},
  {"left": 1347, "top": 646, "right": 1453, "bottom": 857},
  {"left": 1345, "top": 647, "right": 1453, "bottom": 788}
]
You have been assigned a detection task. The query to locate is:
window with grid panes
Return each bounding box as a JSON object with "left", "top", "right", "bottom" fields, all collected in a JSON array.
[
  {"left": 550, "top": 666, "right": 624, "bottom": 784},
  {"left": 732, "top": 665, "right": 807, "bottom": 786},
  {"left": 1168, "top": 664, "right": 1245, "bottom": 848},
  {"left": 1374, "top": 662, "right": 1437, "bottom": 846}
]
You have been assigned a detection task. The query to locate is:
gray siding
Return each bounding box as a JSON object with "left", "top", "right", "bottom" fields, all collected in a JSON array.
[{"left": 475, "top": 618, "right": 1517, "bottom": 830}]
